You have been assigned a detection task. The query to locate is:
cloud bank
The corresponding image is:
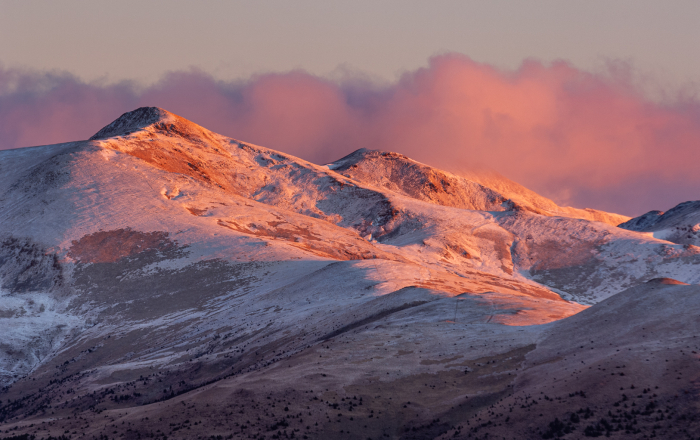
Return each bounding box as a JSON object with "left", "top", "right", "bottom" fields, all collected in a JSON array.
[{"left": 1, "top": 54, "right": 699, "bottom": 216}]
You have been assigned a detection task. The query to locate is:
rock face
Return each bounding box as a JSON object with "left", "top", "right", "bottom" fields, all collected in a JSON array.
[{"left": 0, "top": 107, "right": 698, "bottom": 439}]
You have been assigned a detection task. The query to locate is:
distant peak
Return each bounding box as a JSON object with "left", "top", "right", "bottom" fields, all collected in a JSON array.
[{"left": 90, "top": 107, "right": 180, "bottom": 140}]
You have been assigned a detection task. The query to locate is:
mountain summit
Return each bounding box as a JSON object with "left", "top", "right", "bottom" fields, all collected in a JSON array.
[
  {"left": 90, "top": 107, "right": 174, "bottom": 139},
  {"left": 90, "top": 106, "right": 219, "bottom": 144},
  {"left": 1, "top": 108, "right": 699, "bottom": 438}
]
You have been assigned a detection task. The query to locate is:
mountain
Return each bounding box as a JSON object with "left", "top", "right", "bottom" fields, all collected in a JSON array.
[
  {"left": 619, "top": 200, "right": 700, "bottom": 246},
  {"left": 0, "top": 107, "right": 698, "bottom": 439}
]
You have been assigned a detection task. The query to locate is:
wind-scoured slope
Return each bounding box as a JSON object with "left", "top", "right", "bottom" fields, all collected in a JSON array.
[{"left": 0, "top": 107, "right": 698, "bottom": 439}]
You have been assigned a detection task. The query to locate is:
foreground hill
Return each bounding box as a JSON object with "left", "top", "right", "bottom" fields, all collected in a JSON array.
[
  {"left": 0, "top": 107, "right": 698, "bottom": 439},
  {"left": 445, "top": 278, "right": 700, "bottom": 439}
]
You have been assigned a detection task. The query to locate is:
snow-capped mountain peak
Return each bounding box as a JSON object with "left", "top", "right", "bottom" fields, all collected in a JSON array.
[{"left": 0, "top": 107, "right": 699, "bottom": 438}]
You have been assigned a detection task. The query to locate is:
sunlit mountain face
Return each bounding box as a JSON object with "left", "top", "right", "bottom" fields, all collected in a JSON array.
[{"left": 0, "top": 107, "right": 698, "bottom": 439}]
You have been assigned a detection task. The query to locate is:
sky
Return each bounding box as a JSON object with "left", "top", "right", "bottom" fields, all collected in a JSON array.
[{"left": 1, "top": 1, "right": 699, "bottom": 216}]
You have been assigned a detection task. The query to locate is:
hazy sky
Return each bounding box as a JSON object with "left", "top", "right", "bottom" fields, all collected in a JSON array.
[
  {"left": 2, "top": 0, "right": 699, "bottom": 91},
  {"left": 1, "top": 1, "right": 699, "bottom": 216}
]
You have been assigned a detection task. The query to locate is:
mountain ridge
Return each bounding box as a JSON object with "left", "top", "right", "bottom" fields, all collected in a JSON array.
[
  {"left": 90, "top": 107, "right": 630, "bottom": 226},
  {"left": 326, "top": 146, "right": 629, "bottom": 226}
]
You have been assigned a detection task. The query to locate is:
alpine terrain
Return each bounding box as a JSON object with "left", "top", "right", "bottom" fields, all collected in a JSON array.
[{"left": 0, "top": 107, "right": 698, "bottom": 440}]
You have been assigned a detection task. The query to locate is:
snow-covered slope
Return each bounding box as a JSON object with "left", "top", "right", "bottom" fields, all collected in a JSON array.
[{"left": 0, "top": 107, "right": 698, "bottom": 438}]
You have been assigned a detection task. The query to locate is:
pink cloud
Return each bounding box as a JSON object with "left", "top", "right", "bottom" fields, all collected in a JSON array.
[{"left": 1, "top": 55, "right": 698, "bottom": 216}]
